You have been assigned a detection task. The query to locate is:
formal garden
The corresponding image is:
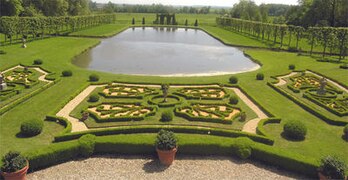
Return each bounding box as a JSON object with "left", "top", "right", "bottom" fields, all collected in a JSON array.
[{"left": 0, "top": 7, "right": 347, "bottom": 180}]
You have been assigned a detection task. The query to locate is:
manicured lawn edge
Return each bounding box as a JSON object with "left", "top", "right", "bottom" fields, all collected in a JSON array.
[
  {"left": 68, "top": 25, "right": 129, "bottom": 38},
  {"left": 45, "top": 115, "right": 72, "bottom": 135},
  {"left": 23, "top": 134, "right": 318, "bottom": 177},
  {"left": 267, "top": 82, "right": 347, "bottom": 126},
  {"left": 256, "top": 118, "right": 282, "bottom": 137},
  {"left": 53, "top": 125, "right": 274, "bottom": 145}
]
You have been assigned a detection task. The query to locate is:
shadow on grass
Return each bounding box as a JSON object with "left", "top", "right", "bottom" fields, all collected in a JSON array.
[
  {"left": 15, "top": 132, "right": 34, "bottom": 138},
  {"left": 142, "top": 159, "right": 169, "bottom": 173},
  {"left": 280, "top": 132, "right": 305, "bottom": 142}
]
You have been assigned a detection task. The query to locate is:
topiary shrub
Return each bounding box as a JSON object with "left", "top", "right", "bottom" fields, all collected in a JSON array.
[
  {"left": 20, "top": 119, "right": 44, "bottom": 137},
  {"left": 62, "top": 70, "right": 72, "bottom": 77},
  {"left": 0, "top": 50, "right": 6, "bottom": 55},
  {"left": 155, "top": 129, "right": 177, "bottom": 151},
  {"left": 256, "top": 73, "right": 264, "bottom": 80},
  {"left": 319, "top": 155, "right": 346, "bottom": 179},
  {"left": 194, "top": 19, "right": 198, "bottom": 26},
  {"left": 33, "top": 59, "right": 43, "bottom": 65},
  {"left": 289, "top": 64, "right": 296, "bottom": 70},
  {"left": 283, "top": 120, "right": 307, "bottom": 140},
  {"left": 89, "top": 74, "right": 99, "bottom": 82},
  {"left": 229, "top": 76, "right": 238, "bottom": 84},
  {"left": 239, "top": 112, "right": 247, "bottom": 122},
  {"left": 161, "top": 110, "right": 173, "bottom": 122},
  {"left": 1, "top": 151, "right": 27, "bottom": 173},
  {"left": 231, "top": 137, "right": 253, "bottom": 159},
  {"left": 78, "top": 134, "right": 96, "bottom": 158},
  {"left": 229, "top": 95, "right": 239, "bottom": 105},
  {"left": 88, "top": 94, "right": 99, "bottom": 102},
  {"left": 344, "top": 124, "right": 348, "bottom": 141}
]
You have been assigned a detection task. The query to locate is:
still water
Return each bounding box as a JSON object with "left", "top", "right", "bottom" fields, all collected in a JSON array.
[{"left": 73, "top": 27, "right": 260, "bottom": 76}]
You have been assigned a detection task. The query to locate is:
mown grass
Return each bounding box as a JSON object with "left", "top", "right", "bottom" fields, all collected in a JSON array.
[
  {"left": 0, "top": 17, "right": 347, "bottom": 170},
  {"left": 69, "top": 24, "right": 129, "bottom": 37}
]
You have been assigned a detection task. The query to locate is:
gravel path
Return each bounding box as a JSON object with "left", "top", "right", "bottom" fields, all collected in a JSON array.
[
  {"left": 27, "top": 155, "right": 306, "bottom": 180},
  {"left": 274, "top": 72, "right": 298, "bottom": 86}
]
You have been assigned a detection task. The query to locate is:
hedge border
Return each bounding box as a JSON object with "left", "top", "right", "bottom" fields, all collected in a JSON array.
[
  {"left": 173, "top": 87, "right": 230, "bottom": 100},
  {"left": 45, "top": 115, "right": 72, "bottom": 135},
  {"left": 53, "top": 125, "right": 274, "bottom": 145},
  {"left": 23, "top": 134, "right": 318, "bottom": 177},
  {"left": 256, "top": 118, "right": 282, "bottom": 138},
  {"left": 98, "top": 84, "right": 159, "bottom": 99},
  {"left": 303, "top": 93, "right": 348, "bottom": 117},
  {"left": 148, "top": 94, "right": 183, "bottom": 107}
]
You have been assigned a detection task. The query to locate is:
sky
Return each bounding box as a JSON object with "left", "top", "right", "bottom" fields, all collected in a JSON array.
[{"left": 94, "top": 0, "right": 299, "bottom": 7}]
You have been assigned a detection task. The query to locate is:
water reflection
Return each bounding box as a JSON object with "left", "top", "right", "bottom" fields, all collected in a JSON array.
[{"left": 73, "top": 27, "right": 260, "bottom": 76}]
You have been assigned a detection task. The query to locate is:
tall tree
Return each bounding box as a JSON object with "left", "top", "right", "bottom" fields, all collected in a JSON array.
[
  {"left": 0, "top": 0, "right": 24, "bottom": 16},
  {"left": 43, "top": 0, "right": 68, "bottom": 16}
]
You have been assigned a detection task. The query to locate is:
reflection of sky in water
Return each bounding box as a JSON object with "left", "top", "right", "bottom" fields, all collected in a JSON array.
[{"left": 73, "top": 27, "right": 260, "bottom": 76}]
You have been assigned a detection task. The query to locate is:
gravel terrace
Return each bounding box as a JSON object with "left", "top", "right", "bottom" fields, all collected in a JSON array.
[{"left": 27, "top": 155, "right": 307, "bottom": 180}]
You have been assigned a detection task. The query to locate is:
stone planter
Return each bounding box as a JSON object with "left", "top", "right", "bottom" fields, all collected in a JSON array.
[
  {"left": 1, "top": 161, "right": 29, "bottom": 180},
  {"left": 156, "top": 147, "right": 177, "bottom": 166}
]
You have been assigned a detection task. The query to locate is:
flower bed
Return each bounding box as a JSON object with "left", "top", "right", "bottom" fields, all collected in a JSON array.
[
  {"left": 87, "top": 102, "right": 157, "bottom": 122},
  {"left": 175, "top": 103, "right": 241, "bottom": 124},
  {"left": 99, "top": 85, "right": 158, "bottom": 99},
  {"left": 287, "top": 74, "right": 342, "bottom": 94},
  {"left": 174, "top": 87, "right": 229, "bottom": 100}
]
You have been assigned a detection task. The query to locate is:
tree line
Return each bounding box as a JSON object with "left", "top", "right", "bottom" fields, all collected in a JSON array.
[
  {"left": 216, "top": 17, "right": 347, "bottom": 60},
  {"left": 0, "top": 14, "right": 116, "bottom": 44}
]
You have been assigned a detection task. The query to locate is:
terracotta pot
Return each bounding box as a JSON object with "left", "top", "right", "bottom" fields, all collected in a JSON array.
[
  {"left": 1, "top": 161, "right": 29, "bottom": 180},
  {"left": 318, "top": 172, "right": 328, "bottom": 180},
  {"left": 156, "top": 147, "right": 177, "bottom": 166}
]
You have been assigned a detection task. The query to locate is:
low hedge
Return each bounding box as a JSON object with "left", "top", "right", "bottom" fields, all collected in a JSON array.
[
  {"left": 256, "top": 118, "right": 281, "bottom": 137},
  {"left": 173, "top": 87, "right": 229, "bottom": 100},
  {"left": 54, "top": 125, "right": 275, "bottom": 145},
  {"left": 23, "top": 134, "right": 318, "bottom": 177},
  {"left": 267, "top": 82, "right": 347, "bottom": 126},
  {"left": 45, "top": 115, "right": 72, "bottom": 135},
  {"left": 174, "top": 107, "right": 235, "bottom": 125},
  {"left": 148, "top": 94, "right": 182, "bottom": 107},
  {"left": 303, "top": 93, "right": 348, "bottom": 117}
]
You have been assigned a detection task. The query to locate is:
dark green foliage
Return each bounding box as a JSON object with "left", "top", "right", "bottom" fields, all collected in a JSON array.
[
  {"left": 78, "top": 134, "right": 96, "bottom": 158},
  {"left": 62, "top": 70, "right": 72, "bottom": 77},
  {"left": 161, "top": 110, "right": 173, "bottom": 122},
  {"left": 229, "top": 95, "right": 239, "bottom": 104},
  {"left": 339, "top": 63, "right": 348, "bottom": 69},
  {"left": 89, "top": 74, "right": 99, "bottom": 82},
  {"left": 239, "top": 112, "right": 247, "bottom": 122},
  {"left": 88, "top": 94, "right": 99, "bottom": 102},
  {"left": 185, "top": 19, "right": 188, "bottom": 26},
  {"left": 229, "top": 76, "right": 238, "bottom": 84},
  {"left": 155, "top": 129, "right": 177, "bottom": 151},
  {"left": 344, "top": 125, "right": 348, "bottom": 140},
  {"left": 319, "top": 155, "right": 347, "bottom": 179},
  {"left": 283, "top": 120, "right": 307, "bottom": 140},
  {"left": 0, "top": 50, "right": 7, "bottom": 54},
  {"left": 256, "top": 73, "right": 264, "bottom": 80},
  {"left": 142, "top": 17, "right": 145, "bottom": 25},
  {"left": 33, "top": 59, "right": 43, "bottom": 65},
  {"left": 1, "top": 151, "right": 27, "bottom": 173},
  {"left": 289, "top": 64, "right": 296, "bottom": 70},
  {"left": 231, "top": 137, "right": 252, "bottom": 159},
  {"left": 20, "top": 119, "right": 43, "bottom": 137},
  {"left": 194, "top": 19, "right": 198, "bottom": 26},
  {"left": 132, "top": 17, "right": 135, "bottom": 24}
]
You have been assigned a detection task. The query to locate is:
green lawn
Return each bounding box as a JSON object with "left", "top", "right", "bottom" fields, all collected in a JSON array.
[
  {"left": 69, "top": 24, "right": 129, "bottom": 37},
  {"left": 0, "top": 18, "right": 347, "bottom": 174}
]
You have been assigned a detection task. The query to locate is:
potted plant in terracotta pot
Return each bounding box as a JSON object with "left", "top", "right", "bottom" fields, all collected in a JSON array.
[
  {"left": 155, "top": 129, "right": 178, "bottom": 166},
  {"left": 318, "top": 155, "right": 347, "bottom": 180},
  {"left": 1, "top": 151, "right": 29, "bottom": 180}
]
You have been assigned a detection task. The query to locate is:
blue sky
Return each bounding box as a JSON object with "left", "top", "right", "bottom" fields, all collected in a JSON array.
[{"left": 94, "top": 0, "right": 298, "bottom": 7}]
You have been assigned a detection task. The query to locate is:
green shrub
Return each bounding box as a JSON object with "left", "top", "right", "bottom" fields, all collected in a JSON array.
[
  {"left": 256, "top": 73, "right": 264, "bottom": 80},
  {"left": 343, "top": 124, "right": 348, "bottom": 140},
  {"left": 0, "top": 50, "right": 6, "bottom": 54},
  {"left": 239, "top": 112, "right": 247, "bottom": 122},
  {"left": 1, "top": 151, "right": 27, "bottom": 173},
  {"left": 289, "top": 64, "right": 296, "bottom": 70},
  {"left": 231, "top": 137, "right": 252, "bottom": 159},
  {"left": 155, "top": 129, "right": 177, "bottom": 150},
  {"left": 20, "top": 119, "right": 44, "bottom": 137},
  {"left": 78, "top": 134, "right": 96, "bottom": 158},
  {"left": 89, "top": 74, "right": 99, "bottom": 82},
  {"left": 33, "top": 59, "right": 43, "bottom": 65},
  {"left": 161, "top": 110, "right": 173, "bottom": 122},
  {"left": 229, "top": 95, "right": 239, "bottom": 105},
  {"left": 62, "top": 70, "right": 72, "bottom": 77},
  {"left": 339, "top": 63, "right": 348, "bottom": 69},
  {"left": 88, "top": 94, "right": 99, "bottom": 102},
  {"left": 132, "top": 17, "right": 135, "bottom": 24},
  {"left": 283, "top": 120, "right": 307, "bottom": 140},
  {"left": 229, "top": 76, "right": 238, "bottom": 84},
  {"left": 319, "top": 155, "right": 346, "bottom": 179}
]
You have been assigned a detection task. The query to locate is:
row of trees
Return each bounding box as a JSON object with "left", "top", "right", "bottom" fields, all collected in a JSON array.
[
  {"left": 101, "top": 2, "right": 212, "bottom": 14},
  {"left": 0, "top": 14, "right": 116, "bottom": 44},
  {"left": 0, "top": 0, "right": 92, "bottom": 17},
  {"left": 216, "top": 17, "right": 347, "bottom": 60}
]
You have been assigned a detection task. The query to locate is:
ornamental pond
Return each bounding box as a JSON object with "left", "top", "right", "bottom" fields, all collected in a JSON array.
[{"left": 73, "top": 27, "right": 260, "bottom": 76}]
